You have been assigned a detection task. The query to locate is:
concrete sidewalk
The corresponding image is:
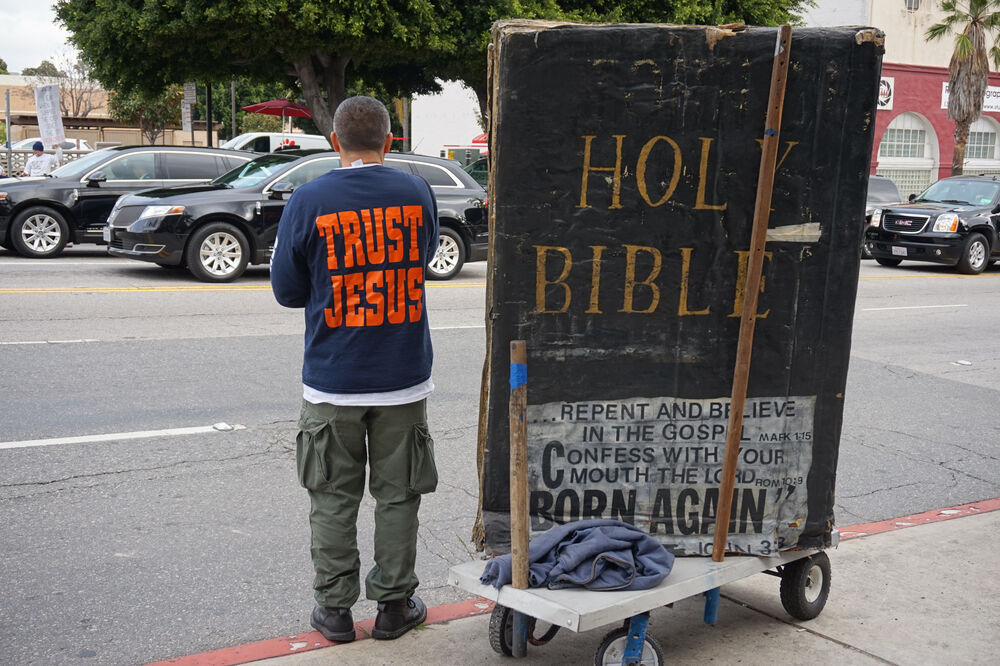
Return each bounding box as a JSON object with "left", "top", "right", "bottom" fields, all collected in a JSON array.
[{"left": 246, "top": 505, "right": 999, "bottom": 665}]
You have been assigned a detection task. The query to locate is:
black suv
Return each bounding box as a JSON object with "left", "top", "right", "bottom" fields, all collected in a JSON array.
[
  {"left": 0, "top": 146, "right": 252, "bottom": 258},
  {"left": 107, "top": 151, "right": 487, "bottom": 282},
  {"left": 865, "top": 175, "right": 1000, "bottom": 274}
]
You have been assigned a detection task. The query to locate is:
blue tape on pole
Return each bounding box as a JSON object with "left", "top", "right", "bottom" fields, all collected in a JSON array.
[
  {"left": 764, "top": 128, "right": 779, "bottom": 136},
  {"left": 510, "top": 362, "right": 527, "bottom": 390}
]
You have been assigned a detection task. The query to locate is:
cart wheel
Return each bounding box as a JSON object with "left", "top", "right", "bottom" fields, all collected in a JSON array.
[
  {"left": 489, "top": 605, "right": 514, "bottom": 656},
  {"left": 488, "top": 604, "right": 560, "bottom": 656},
  {"left": 780, "top": 552, "right": 831, "bottom": 620},
  {"left": 594, "top": 627, "right": 663, "bottom": 666}
]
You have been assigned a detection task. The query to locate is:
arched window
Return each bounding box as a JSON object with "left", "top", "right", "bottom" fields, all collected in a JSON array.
[
  {"left": 876, "top": 113, "right": 938, "bottom": 197},
  {"left": 963, "top": 116, "right": 1000, "bottom": 176}
]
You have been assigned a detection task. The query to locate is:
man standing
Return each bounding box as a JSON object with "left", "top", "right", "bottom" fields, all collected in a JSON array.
[
  {"left": 22, "top": 141, "right": 60, "bottom": 176},
  {"left": 271, "top": 96, "right": 439, "bottom": 642}
]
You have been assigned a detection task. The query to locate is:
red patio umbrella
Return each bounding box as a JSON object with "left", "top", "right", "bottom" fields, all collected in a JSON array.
[
  {"left": 241, "top": 99, "right": 312, "bottom": 132},
  {"left": 472, "top": 132, "right": 488, "bottom": 144}
]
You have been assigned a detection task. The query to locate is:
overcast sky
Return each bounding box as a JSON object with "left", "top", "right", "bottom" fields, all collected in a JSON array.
[{"left": 1, "top": 2, "right": 77, "bottom": 74}]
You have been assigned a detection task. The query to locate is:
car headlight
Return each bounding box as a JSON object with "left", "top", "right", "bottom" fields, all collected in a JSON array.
[
  {"left": 932, "top": 213, "right": 959, "bottom": 232},
  {"left": 137, "top": 204, "right": 185, "bottom": 220},
  {"left": 870, "top": 208, "right": 882, "bottom": 228}
]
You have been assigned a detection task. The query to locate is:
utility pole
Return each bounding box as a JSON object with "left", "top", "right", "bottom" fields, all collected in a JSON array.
[
  {"left": 230, "top": 80, "right": 237, "bottom": 140},
  {"left": 205, "top": 84, "right": 213, "bottom": 147}
]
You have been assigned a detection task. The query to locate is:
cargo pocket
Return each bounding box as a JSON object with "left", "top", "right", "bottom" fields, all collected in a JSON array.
[
  {"left": 408, "top": 423, "right": 438, "bottom": 494},
  {"left": 296, "top": 417, "right": 332, "bottom": 491}
]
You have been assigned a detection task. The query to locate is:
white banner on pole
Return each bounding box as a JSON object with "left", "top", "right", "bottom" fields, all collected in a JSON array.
[
  {"left": 181, "top": 102, "right": 193, "bottom": 133},
  {"left": 34, "top": 84, "right": 65, "bottom": 146},
  {"left": 183, "top": 82, "right": 197, "bottom": 105}
]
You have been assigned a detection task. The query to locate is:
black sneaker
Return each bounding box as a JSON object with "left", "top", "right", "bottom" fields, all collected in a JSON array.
[
  {"left": 310, "top": 605, "right": 356, "bottom": 642},
  {"left": 371, "top": 595, "right": 427, "bottom": 640}
]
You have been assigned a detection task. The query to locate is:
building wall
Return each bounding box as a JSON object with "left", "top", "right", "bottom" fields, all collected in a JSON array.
[
  {"left": 870, "top": 0, "right": 954, "bottom": 68},
  {"left": 800, "top": 0, "right": 868, "bottom": 26},
  {"left": 872, "top": 63, "right": 1000, "bottom": 196}
]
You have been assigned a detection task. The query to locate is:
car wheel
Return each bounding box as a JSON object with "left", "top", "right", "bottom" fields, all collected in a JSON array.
[
  {"left": 956, "top": 232, "right": 989, "bottom": 275},
  {"left": 427, "top": 226, "right": 465, "bottom": 280},
  {"left": 185, "top": 222, "right": 250, "bottom": 282},
  {"left": 874, "top": 257, "right": 902, "bottom": 268},
  {"left": 10, "top": 206, "right": 70, "bottom": 258}
]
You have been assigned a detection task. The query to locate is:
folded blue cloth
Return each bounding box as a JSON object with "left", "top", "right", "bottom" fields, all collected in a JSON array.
[{"left": 480, "top": 519, "right": 675, "bottom": 591}]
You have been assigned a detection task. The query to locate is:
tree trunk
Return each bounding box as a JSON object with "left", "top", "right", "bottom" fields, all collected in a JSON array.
[
  {"left": 953, "top": 119, "right": 971, "bottom": 175},
  {"left": 294, "top": 52, "right": 350, "bottom": 140}
]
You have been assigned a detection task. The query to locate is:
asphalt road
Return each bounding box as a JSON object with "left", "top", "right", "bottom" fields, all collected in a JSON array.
[{"left": 1, "top": 248, "right": 998, "bottom": 665}]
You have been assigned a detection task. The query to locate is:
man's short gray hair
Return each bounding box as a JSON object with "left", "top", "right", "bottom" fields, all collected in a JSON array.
[{"left": 333, "top": 96, "right": 391, "bottom": 153}]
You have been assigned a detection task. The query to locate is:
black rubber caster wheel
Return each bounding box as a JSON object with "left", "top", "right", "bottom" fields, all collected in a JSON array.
[{"left": 780, "top": 551, "right": 831, "bottom": 620}]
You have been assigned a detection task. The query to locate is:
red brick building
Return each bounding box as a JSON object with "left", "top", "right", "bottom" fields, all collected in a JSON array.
[{"left": 872, "top": 63, "right": 1000, "bottom": 197}]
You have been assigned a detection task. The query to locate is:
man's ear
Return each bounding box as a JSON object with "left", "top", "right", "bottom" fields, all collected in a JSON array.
[
  {"left": 383, "top": 133, "right": 393, "bottom": 154},
  {"left": 330, "top": 132, "right": 341, "bottom": 152}
]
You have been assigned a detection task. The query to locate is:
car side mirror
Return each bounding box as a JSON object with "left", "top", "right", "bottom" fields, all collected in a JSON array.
[
  {"left": 993, "top": 204, "right": 1000, "bottom": 214},
  {"left": 270, "top": 182, "right": 294, "bottom": 199},
  {"left": 908, "top": 193, "right": 916, "bottom": 202},
  {"left": 87, "top": 171, "right": 107, "bottom": 186}
]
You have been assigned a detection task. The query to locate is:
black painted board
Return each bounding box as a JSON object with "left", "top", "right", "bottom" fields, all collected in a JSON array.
[{"left": 480, "top": 21, "right": 883, "bottom": 556}]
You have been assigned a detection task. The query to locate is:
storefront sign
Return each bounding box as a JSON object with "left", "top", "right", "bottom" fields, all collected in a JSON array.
[
  {"left": 878, "top": 77, "right": 894, "bottom": 110},
  {"left": 941, "top": 82, "right": 1000, "bottom": 113}
]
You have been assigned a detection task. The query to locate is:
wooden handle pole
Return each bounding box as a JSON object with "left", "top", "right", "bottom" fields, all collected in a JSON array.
[
  {"left": 508, "top": 340, "right": 530, "bottom": 589},
  {"left": 713, "top": 25, "right": 793, "bottom": 562}
]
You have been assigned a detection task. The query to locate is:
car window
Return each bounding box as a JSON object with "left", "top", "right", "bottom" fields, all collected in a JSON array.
[
  {"left": 102, "top": 153, "right": 157, "bottom": 181},
  {"left": 919, "top": 179, "right": 1000, "bottom": 206},
  {"left": 214, "top": 153, "right": 298, "bottom": 188},
  {"left": 251, "top": 136, "right": 271, "bottom": 152},
  {"left": 52, "top": 149, "right": 117, "bottom": 179},
  {"left": 274, "top": 158, "right": 341, "bottom": 189},
  {"left": 412, "top": 162, "right": 460, "bottom": 187},
  {"left": 221, "top": 156, "right": 247, "bottom": 172},
  {"left": 162, "top": 152, "right": 226, "bottom": 180},
  {"left": 464, "top": 159, "right": 488, "bottom": 186},
  {"left": 383, "top": 158, "right": 413, "bottom": 173},
  {"left": 867, "top": 177, "right": 900, "bottom": 203}
]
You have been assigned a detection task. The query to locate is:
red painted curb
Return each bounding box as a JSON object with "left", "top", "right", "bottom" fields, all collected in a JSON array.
[
  {"left": 838, "top": 496, "right": 1000, "bottom": 540},
  {"left": 145, "top": 598, "right": 495, "bottom": 665},
  {"left": 149, "top": 497, "right": 1000, "bottom": 665}
]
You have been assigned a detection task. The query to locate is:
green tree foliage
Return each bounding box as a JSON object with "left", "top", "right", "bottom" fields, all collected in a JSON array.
[
  {"left": 927, "top": 0, "right": 1000, "bottom": 175},
  {"left": 56, "top": 0, "right": 810, "bottom": 137},
  {"left": 0, "top": 57, "right": 8, "bottom": 75},
  {"left": 21, "top": 60, "right": 62, "bottom": 77},
  {"left": 436, "top": 0, "right": 812, "bottom": 120},
  {"left": 56, "top": 0, "right": 456, "bottom": 138},
  {"left": 108, "top": 86, "right": 183, "bottom": 145}
]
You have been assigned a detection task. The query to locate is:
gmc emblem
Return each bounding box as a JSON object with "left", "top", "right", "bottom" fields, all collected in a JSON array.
[{"left": 896, "top": 219, "right": 912, "bottom": 226}]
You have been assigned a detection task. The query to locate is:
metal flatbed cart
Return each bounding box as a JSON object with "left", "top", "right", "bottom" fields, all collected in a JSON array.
[
  {"left": 449, "top": 533, "right": 836, "bottom": 664},
  {"left": 454, "top": 20, "right": 870, "bottom": 665}
]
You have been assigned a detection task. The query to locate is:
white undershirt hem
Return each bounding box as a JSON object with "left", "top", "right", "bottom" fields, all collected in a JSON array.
[{"left": 303, "top": 377, "right": 434, "bottom": 406}]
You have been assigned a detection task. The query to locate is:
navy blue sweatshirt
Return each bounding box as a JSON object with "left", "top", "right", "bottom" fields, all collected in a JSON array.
[{"left": 270, "top": 164, "right": 438, "bottom": 393}]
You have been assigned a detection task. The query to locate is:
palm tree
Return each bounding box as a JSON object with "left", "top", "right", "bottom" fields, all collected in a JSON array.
[{"left": 927, "top": 1, "right": 1000, "bottom": 175}]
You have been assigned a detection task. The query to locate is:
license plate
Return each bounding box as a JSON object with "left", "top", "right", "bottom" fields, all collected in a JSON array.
[
  {"left": 102, "top": 227, "right": 110, "bottom": 242},
  {"left": 891, "top": 246, "right": 907, "bottom": 257}
]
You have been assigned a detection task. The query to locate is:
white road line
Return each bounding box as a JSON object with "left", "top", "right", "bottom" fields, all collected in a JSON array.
[
  {"left": 862, "top": 304, "right": 968, "bottom": 312},
  {"left": 0, "top": 339, "right": 101, "bottom": 346},
  {"left": 0, "top": 261, "right": 124, "bottom": 266},
  {"left": 0, "top": 326, "right": 484, "bottom": 346},
  {"left": 0, "top": 424, "right": 245, "bottom": 450}
]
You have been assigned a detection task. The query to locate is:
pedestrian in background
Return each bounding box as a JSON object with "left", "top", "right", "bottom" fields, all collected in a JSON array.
[
  {"left": 270, "top": 96, "right": 440, "bottom": 643},
  {"left": 22, "top": 141, "right": 61, "bottom": 176}
]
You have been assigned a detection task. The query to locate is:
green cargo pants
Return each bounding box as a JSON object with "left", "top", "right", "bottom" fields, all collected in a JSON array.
[{"left": 296, "top": 398, "right": 437, "bottom": 608}]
